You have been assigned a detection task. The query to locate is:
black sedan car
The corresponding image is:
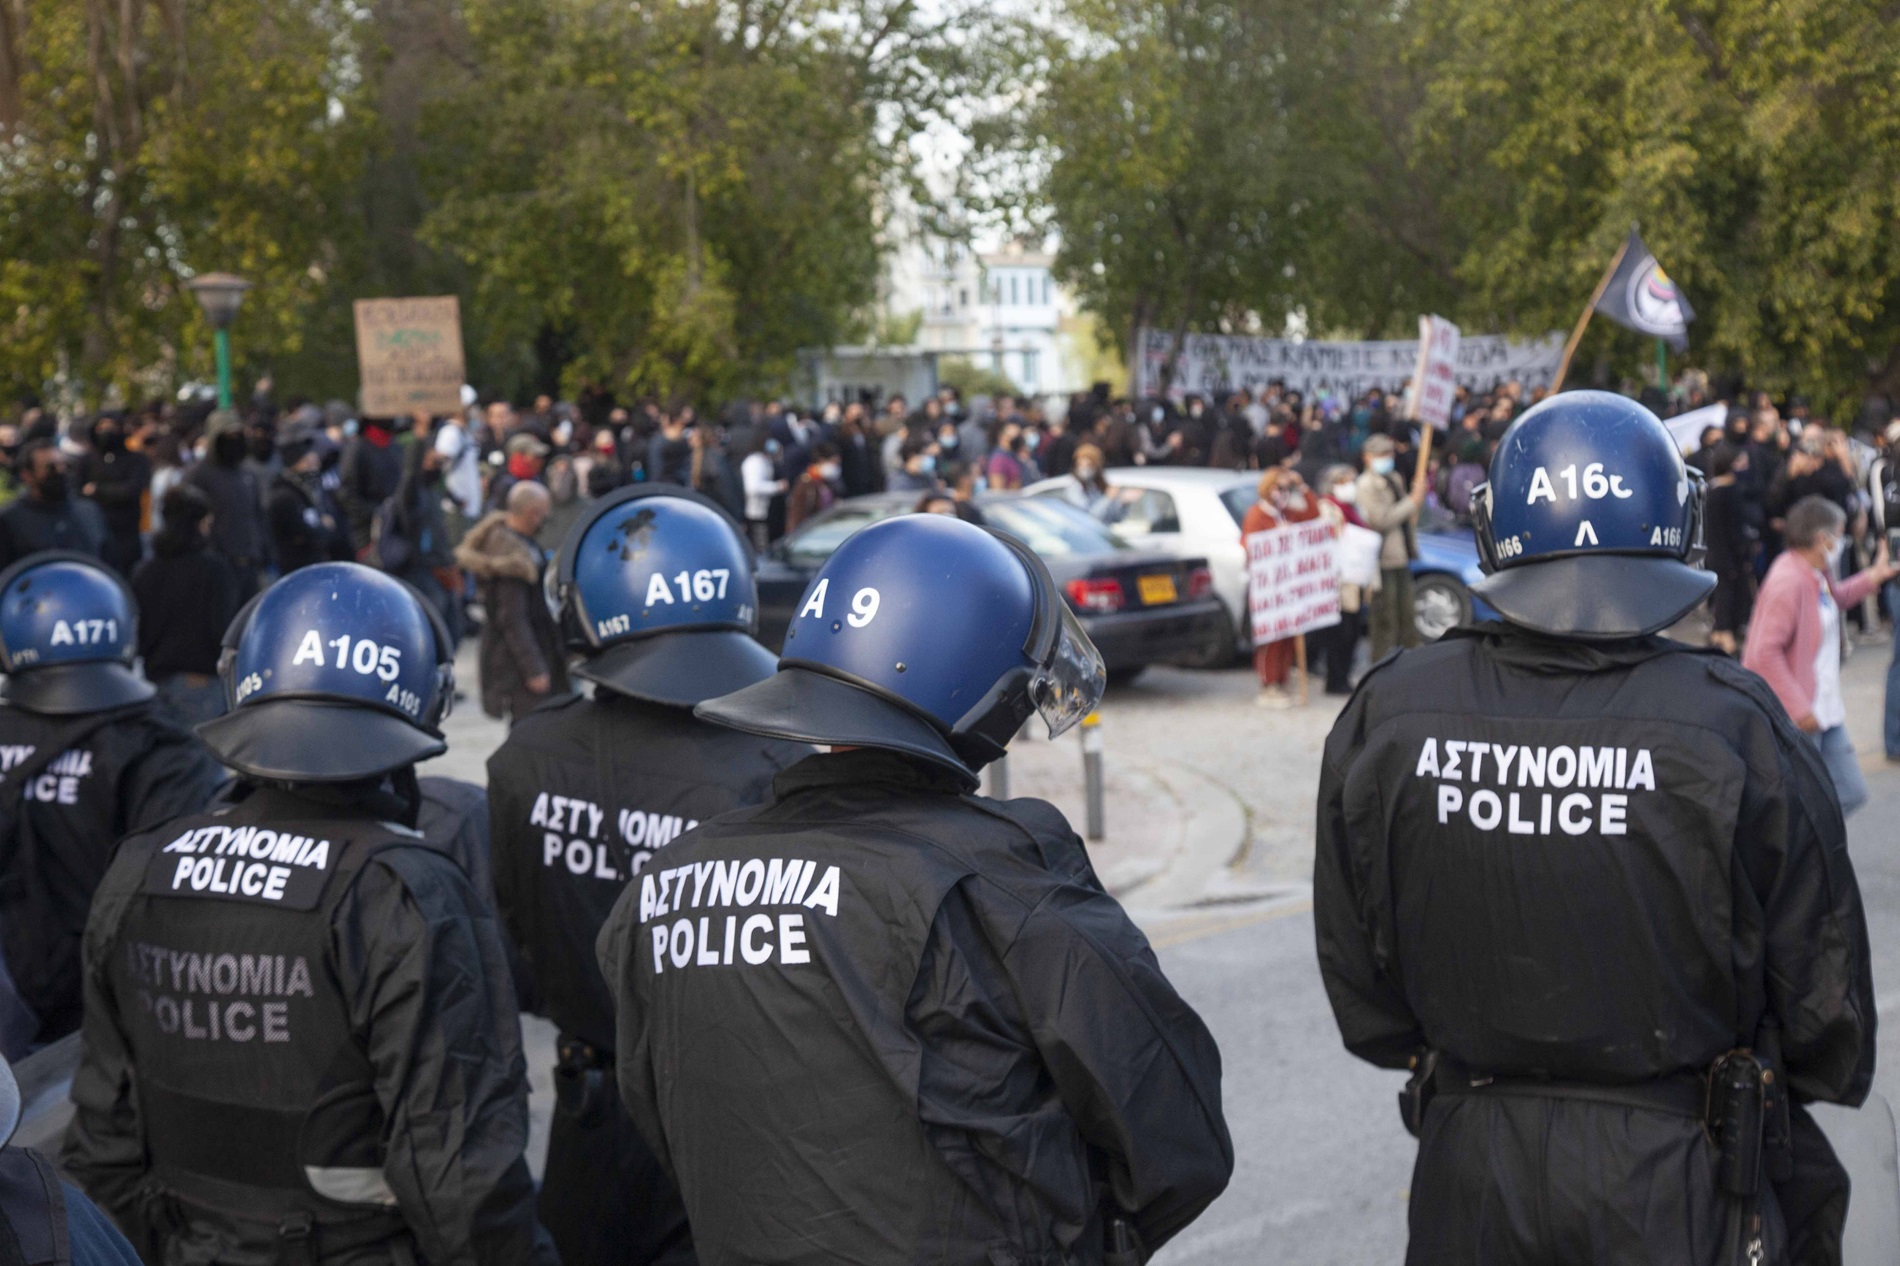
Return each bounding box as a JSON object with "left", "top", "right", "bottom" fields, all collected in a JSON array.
[{"left": 755, "top": 493, "right": 1229, "bottom": 678}]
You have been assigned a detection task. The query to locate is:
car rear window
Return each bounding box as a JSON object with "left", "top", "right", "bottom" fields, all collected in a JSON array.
[
  {"left": 1219, "top": 486, "right": 1252, "bottom": 527},
  {"left": 982, "top": 499, "right": 1122, "bottom": 557},
  {"left": 783, "top": 505, "right": 902, "bottom": 564}
]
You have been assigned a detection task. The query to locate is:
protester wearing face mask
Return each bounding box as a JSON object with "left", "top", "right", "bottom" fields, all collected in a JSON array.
[
  {"left": 786, "top": 443, "right": 842, "bottom": 534},
  {"left": 1241, "top": 467, "right": 1320, "bottom": 708},
  {"left": 1063, "top": 443, "right": 1113, "bottom": 515},
  {"left": 78, "top": 414, "right": 151, "bottom": 575},
  {"left": 1313, "top": 464, "right": 1370, "bottom": 695},
  {"left": 1743, "top": 496, "right": 1898, "bottom": 817},
  {"left": 1356, "top": 433, "right": 1425, "bottom": 660},
  {"left": 886, "top": 436, "right": 940, "bottom": 493},
  {"left": 0, "top": 439, "right": 108, "bottom": 570}
]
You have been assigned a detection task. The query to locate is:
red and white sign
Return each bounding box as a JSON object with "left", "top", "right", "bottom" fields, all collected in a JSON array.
[
  {"left": 1247, "top": 521, "right": 1341, "bottom": 644},
  {"left": 1409, "top": 314, "right": 1461, "bottom": 429}
]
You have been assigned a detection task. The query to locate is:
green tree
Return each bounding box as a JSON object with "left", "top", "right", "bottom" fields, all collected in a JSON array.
[
  {"left": 421, "top": 0, "right": 965, "bottom": 404},
  {"left": 0, "top": 0, "right": 370, "bottom": 407}
]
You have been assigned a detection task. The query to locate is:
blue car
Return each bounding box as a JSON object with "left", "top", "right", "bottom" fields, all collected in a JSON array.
[{"left": 1411, "top": 510, "right": 1496, "bottom": 641}]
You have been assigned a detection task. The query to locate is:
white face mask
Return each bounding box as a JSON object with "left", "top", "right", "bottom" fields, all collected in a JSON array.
[
  {"left": 1826, "top": 536, "right": 1846, "bottom": 568},
  {"left": 1331, "top": 482, "right": 1358, "bottom": 505},
  {"left": 817, "top": 462, "right": 842, "bottom": 481}
]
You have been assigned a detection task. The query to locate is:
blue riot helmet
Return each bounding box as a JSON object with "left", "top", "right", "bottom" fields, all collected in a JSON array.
[
  {"left": 199, "top": 562, "right": 455, "bottom": 781},
  {"left": 546, "top": 485, "right": 776, "bottom": 706},
  {"left": 0, "top": 552, "right": 154, "bottom": 715},
  {"left": 1471, "top": 390, "right": 1712, "bottom": 639},
  {"left": 696, "top": 514, "right": 1106, "bottom": 785}
]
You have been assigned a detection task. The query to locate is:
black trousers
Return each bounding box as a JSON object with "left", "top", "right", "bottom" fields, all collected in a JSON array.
[
  {"left": 540, "top": 1064, "right": 695, "bottom": 1266},
  {"left": 1314, "top": 608, "right": 1363, "bottom": 693}
]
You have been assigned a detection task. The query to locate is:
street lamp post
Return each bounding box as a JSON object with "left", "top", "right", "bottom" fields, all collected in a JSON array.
[{"left": 186, "top": 273, "right": 252, "bottom": 410}]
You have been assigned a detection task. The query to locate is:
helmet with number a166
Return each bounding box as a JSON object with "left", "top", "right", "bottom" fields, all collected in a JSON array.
[
  {"left": 199, "top": 562, "right": 455, "bottom": 782},
  {"left": 0, "top": 551, "right": 153, "bottom": 715},
  {"left": 695, "top": 513, "right": 1106, "bottom": 786},
  {"left": 1471, "top": 390, "right": 1713, "bottom": 639},
  {"left": 545, "top": 485, "right": 777, "bottom": 706}
]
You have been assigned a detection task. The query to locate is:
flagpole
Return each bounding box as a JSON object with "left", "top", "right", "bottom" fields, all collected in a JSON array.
[{"left": 1549, "top": 236, "right": 1630, "bottom": 394}]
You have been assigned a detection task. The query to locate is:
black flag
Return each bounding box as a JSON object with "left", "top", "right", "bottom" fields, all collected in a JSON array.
[{"left": 1594, "top": 230, "right": 1695, "bottom": 350}]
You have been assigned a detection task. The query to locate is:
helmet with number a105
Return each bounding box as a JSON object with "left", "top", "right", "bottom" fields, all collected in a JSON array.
[
  {"left": 0, "top": 551, "right": 154, "bottom": 714},
  {"left": 695, "top": 513, "right": 1107, "bottom": 787},
  {"left": 199, "top": 562, "right": 456, "bottom": 782},
  {"left": 544, "top": 485, "right": 778, "bottom": 706},
  {"left": 1470, "top": 390, "right": 1713, "bottom": 640}
]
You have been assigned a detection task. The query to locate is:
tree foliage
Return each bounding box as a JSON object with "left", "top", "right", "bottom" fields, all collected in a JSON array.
[{"left": 1023, "top": 0, "right": 1900, "bottom": 411}]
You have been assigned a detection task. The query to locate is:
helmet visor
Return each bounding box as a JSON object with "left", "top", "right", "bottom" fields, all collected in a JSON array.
[{"left": 1032, "top": 604, "right": 1105, "bottom": 738}]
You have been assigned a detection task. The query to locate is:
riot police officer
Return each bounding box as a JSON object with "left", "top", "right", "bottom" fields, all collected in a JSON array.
[
  {"left": 599, "top": 513, "right": 1233, "bottom": 1265},
  {"left": 1314, "top": 392, "right": 1875, "bottom": 1265},
  {"left": 64, "top": 562, "right": 555, "bottom": 1266},
  {"left": 0, "top": 552, "right": 223, "bottom": 1059},
  {"left": 488, "top": 486, "right": 808, "bottom": 1264}
]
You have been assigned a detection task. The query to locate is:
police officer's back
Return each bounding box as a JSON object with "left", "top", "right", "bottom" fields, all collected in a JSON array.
[
  {"left": 600, "top": 514, "right": 1234, "bottom": 1265},
  {"left": 63, "top": 563, "right": 556, "bottom": 1266},
  {"left": 488, "top": 488, "right": 807, "bottom": 1264},
  {"left": 0, "top": 553, "right": 222, "bottom": 1059},
  {"left": 1315, "top": 393, "right": 1875, "bottom": 1265}
]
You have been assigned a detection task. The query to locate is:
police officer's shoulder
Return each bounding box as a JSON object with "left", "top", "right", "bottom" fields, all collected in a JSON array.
[{"left": 963, "top": 792, "right": 1102, "bottom": 890}]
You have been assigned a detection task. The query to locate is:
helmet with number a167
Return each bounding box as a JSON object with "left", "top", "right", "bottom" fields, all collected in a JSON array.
[
  {"left": 199, "top": 562, "right": 455, "bottom": 782},
  {"left": 1471, "top": 390, "right": 1713, "bottom": 640},
  {"left": 545, "top": 485, "right": 777, "bottom": 706},
  {"left": 0, "top": 551, "right": 153, "bottom": 715},
  {"left": 695, "top": 513, "right": 1106, "bottom": 786}
]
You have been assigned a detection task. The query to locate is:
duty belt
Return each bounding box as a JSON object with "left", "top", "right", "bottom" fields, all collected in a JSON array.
[
  {"left": 1430, "top": 1055, "right": 1707, "bottom": 1120},
  {"left": 554, "top": 1033, "right": 617, "bottom": 1127}
]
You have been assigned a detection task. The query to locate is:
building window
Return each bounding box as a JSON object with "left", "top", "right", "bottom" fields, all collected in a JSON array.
[
  {"left": 1042, "top": 275, "right": 1051, "bottom": 305},
  {"left": 1022, "top": 349, "right": 1039, "bottom": 390},
  {"left": 1009, "top": 275, "right": 1019, "bottom": 305},
  {"left": 959, "top": 288, "right": 968, "bottom": 307}
]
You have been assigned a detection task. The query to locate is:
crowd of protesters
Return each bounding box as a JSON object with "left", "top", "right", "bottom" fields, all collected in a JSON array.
[{"left": 13, "top": 370, "right": 1900, "bottom": 790}]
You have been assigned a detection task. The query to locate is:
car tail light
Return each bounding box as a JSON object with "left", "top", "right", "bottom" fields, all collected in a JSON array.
[
  {"left": 1188, "top": 566, "right": 1214, "bottom": 599},
  {"left": 1066, "top": 577, "right": 1124, "bottom": 614}
]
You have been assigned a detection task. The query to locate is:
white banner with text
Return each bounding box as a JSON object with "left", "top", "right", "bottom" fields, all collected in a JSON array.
[
  {"left": 1247, "top": 521, "right": 1342, "bottom": 645},
  {"left": 1137, "top": 327, "right": 1564, "bottom": 403}
]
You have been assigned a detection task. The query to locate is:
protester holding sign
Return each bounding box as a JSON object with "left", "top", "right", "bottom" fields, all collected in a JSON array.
[
  {"left": 1242, "top": 468, "right": 1323, "bottom": 708},
  {"left": 1357, "top": 434, "right": 1424, "bottom": 659}
]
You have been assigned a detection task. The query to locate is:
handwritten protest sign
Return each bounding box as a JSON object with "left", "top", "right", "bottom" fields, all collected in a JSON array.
[
  {"left": 1136, "top": 326, "right": 1561, "bottom": 401},
  {"left": 1247, "top": 520, "right": 1341, "bottom": 645},
  {"left": 353, "top": 296, "right": 466, "bottom": 418}
]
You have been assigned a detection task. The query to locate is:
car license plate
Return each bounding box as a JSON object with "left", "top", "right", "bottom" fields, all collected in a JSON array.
[{"left": 1138, "top": 574, "right": 1177, "bottom": 605}]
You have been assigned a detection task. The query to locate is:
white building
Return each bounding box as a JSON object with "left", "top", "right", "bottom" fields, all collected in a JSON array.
[{"left": 881, "top": 232, "right": 1091, "bottom": 401}]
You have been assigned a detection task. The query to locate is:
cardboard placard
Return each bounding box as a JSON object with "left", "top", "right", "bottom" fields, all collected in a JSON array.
[{"left": 353, "top": 296, "right": 466, "bottom": 418}]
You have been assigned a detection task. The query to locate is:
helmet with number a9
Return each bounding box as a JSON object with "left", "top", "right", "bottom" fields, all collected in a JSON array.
[
  {"left": 0, "top": 551, "right": 152, "bottom": 715},
  {"left": 545, "top": 486, "right": 776, "bottom": 706},
  {"left": 695, "top": 514, "right": 1107, "bottom": 787},
  {"left": 199, "top": 562, "right": 454, "bottom": 782},
  {"left": 1471, "top": 390, "right": 1713, "bottom": 639}
]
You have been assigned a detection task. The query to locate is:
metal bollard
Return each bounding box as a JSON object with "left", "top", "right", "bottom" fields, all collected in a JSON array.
[
  {"left": 1080, "top": 711, "right": 1104, "bottom": 841},
  {"left": 988, "top": 753, "right": 1010, "bottom": 800}
]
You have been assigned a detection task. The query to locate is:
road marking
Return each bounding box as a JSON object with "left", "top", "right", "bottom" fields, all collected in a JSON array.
[{"left": 1146, "top": 898, "right": 1313, "bottom": 950}]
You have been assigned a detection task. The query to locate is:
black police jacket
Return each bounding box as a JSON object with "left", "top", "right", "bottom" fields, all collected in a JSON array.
[
  {"left": 599, "top": 749, "right": 1234, "bottom": 1266},
  {"left": 0, "top": 701, "right": 223, "bottom": 1053},
  {"left": 63, "top": 783, "right": 556, "bottom": 1266},
  {"left": 1315, "top": 623, "right": 1875, "bottom": 1263},
  {"left": 487, "top": 689, "right": 808, "bottom": 1050}
]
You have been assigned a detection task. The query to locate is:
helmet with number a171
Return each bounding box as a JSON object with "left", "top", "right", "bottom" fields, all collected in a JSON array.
[
  {"left": 1470, "top": 390, "right": 1713, "bottom": 640},
  {"left": 694, "top": 513, "right": 1106, "bottom": 787},
  {"left": 0, "top": 551, "right": 154, "bottom": 715},
  {"left": 198, "top": 562, "right": 455, "bottom": 782},
  {"left": 544, "top": 485, "right": 777, "bottom": 706}
]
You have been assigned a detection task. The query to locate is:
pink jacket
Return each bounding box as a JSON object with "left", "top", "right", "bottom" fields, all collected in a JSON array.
[{"left": 1741, "top": 551, "right": 1882, "bottom": 723}]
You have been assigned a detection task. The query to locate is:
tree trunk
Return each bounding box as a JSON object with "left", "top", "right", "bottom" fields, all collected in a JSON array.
[{"left": 1126, "top": 292, "right": 1151, "bottom": 398}]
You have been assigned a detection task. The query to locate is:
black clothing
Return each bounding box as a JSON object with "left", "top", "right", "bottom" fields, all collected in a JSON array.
[
  {"left": 1703, "top": 481, "right": 1756, "bottom": 636},
  {"left": 837, "top": 430, "right": 882, "bottom": 497},
  {"left": 337, "top": 432, "right": 405, "bottom": 552},
  {"left": 0, "top": 701, "right": 223, "bottom": 1055},
  {"left": 181, "top": 459, "right": 265, "bottom": 590},
  {"left": 63, "top": 783, "right": 555, "bottom": 1266},
  {"left": 0, "top": 1146, "right": 141, "bottom": 1266},
  {"left": 1315, "top": 623, "right": 1875, "bottom": 1265},
  {"left": 130, "top": 537, "right": 240, "bottom": 678},
  {"left": 487, "top": 690, "right": 807, "bottom": 1265},
  {"left": 0, "top": 498, "right": 107, "bottom": 572},
  {"left": 266, "top": 470, "right": 352, "bottom": 575},
  {"left": 76, "top": 448, "right": 151, "bottom": 576},
  {"left": 599, "top": 749, "right": 1233, "bottom": 1266}
]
